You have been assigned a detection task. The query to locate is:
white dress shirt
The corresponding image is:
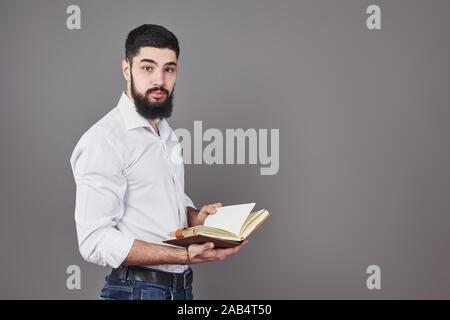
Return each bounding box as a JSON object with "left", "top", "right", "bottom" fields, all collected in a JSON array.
[{"left": 70, "top": 92, "right": 196, "bottom": 273}]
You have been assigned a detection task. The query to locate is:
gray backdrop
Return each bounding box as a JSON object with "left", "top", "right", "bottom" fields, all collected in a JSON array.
[{"left": 1, "top": 0, "right": 449, "bottom": 299}]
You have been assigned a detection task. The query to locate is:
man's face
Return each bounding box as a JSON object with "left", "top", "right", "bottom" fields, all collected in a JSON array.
[{"left": 124, "top": 47, "right": 178, "bottom": 119}]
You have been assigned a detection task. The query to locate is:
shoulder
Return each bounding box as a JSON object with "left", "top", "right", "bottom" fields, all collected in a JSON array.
[
  {"left": 83, "top": 107, "right": 126, "bottom": 142},
  {"left": 70, "top": 107, "right": 128, "bottom": 165}
]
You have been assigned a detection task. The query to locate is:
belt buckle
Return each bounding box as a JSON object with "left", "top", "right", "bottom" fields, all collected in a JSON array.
[{"left": 183, "top": 268, "right": 192, "bottom": 289}]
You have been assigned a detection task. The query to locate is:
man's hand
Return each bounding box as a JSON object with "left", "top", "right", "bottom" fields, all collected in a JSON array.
[
  {"left": 187, "top": 203, "right": 222, "bottom": 227},
  {"left": 187, "top": 240, "right": 249, "bottom": 264}
]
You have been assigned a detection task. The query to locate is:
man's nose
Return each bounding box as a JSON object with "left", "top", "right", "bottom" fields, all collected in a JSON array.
[{"left": 151, "top": 69, "right": 165, "bottom": 87}]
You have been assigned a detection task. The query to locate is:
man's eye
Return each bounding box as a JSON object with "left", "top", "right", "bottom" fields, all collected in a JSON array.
[
  {"left": 143, "top": 66, "right": 152, "bottom": 71},
  {"left": 166, "top": 68, "right": 175, "bottom": 73}
]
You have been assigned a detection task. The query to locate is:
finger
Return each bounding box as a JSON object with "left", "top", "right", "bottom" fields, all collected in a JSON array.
[
  {"left": 219, "top": 246, "right": 239, "bottom": 256},
  {"left": 207, "top": 205, "right": 219, "bottom": 214},
  {"left": 233, "top": 240, "right": 248, "bottom": 252},
  {"left": 210, "top": 203, "right": 222, "bottom": 209},
  {"left": 202, "top": 242, "right": 215, "bottom": 251}
]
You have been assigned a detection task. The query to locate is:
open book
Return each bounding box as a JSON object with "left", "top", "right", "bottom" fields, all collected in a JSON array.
[{"left": 163, "top": 203, "right": 271, "bottom": 248}]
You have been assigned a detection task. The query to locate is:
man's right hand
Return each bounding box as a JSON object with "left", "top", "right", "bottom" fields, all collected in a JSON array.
[{"left": 187, "top": 240, "right": 248, "bottom": 264}]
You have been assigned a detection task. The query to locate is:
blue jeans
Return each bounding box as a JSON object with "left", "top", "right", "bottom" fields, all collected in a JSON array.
[{"left": 98, "top": 266, "right": 194, "bottom": 300}]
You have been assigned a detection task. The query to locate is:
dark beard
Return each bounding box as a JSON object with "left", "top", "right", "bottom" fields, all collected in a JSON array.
[{"left": 130, "top": 72, "right": 174, "bottom": 120}]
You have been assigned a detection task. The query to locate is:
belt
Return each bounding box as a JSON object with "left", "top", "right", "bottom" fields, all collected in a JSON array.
[{"left": 111, "top": 266, "right": 193, "bottom": 289}]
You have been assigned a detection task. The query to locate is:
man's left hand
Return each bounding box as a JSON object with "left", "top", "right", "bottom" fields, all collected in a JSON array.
[{"left": 188, "top": 203, "right": 222, "bottom": 226}]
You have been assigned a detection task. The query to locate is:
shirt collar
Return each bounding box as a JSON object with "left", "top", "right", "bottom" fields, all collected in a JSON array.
[{"left": 117, "top": 91, "right": 172, "bottom": 140}]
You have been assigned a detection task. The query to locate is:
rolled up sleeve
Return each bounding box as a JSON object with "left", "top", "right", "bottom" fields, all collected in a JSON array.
[
  {"left": 70, "top": 135, "right": 135, "bottom": 268},
  {"left": 184, "top": 193, "right": 197, "bottom": 210}
]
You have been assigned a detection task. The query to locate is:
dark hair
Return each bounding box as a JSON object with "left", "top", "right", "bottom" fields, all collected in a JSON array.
[{"left": 125, "top": 24, "right": 180, "bottom": 66}]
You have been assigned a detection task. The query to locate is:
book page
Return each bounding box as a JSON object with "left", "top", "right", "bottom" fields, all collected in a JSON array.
[
  {"left": 193, "top": 226, "right": 239, "bottom": 238},
  {"left": 204, "top": 203, "right": 256, "bottom": 237},
  {"left": 194, "top": 227, "right": 242, "bottom": 241},
  {"left": 240, "top": 209, "right": 266, "bottom": 235},
  {"left": 241, "top": 210, "right": 270, "bottom": 239}
]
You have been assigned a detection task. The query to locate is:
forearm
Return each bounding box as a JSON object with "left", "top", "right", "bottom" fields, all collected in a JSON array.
[
  {"left": 122, "top": 206, "right": 201, "bottom": 266},
  {"left": 121, "top": 239, "right": 187, "bottom": 266},
  {"left": 187, "top": 206, "right": 201, "bottom": 227}
]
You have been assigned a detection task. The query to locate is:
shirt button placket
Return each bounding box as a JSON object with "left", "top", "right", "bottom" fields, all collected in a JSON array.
[{"left": 161, "top": 138, "right": 183, "bottom": 221}]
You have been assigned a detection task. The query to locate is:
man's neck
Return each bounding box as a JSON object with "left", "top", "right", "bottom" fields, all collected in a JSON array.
[
  {"left": 125, "top": 90, "right": 160, "bottom": 136},
  {"left": 148, "top": 118, "right": 160, "bottom": 136}
]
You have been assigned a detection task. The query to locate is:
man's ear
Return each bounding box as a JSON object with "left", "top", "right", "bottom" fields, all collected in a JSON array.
[{"left": 122, "top": 59, "right": 131, "bottom": 81}]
